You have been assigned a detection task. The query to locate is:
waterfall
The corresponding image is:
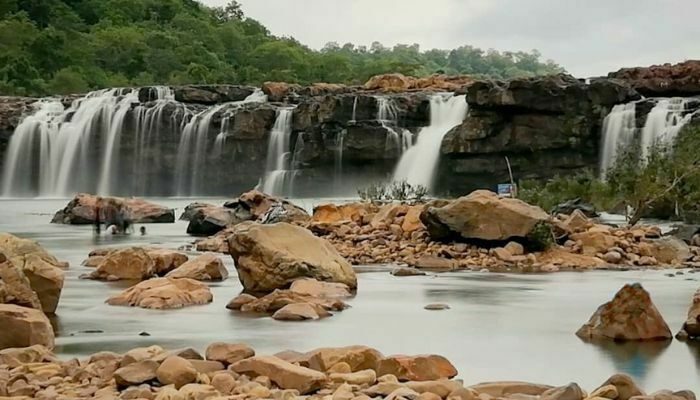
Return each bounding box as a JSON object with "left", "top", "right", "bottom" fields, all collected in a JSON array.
[
  {"left": 599, "top": 103, "right": 637, "bottom": 178},
  {"left": 640, "top": 98, "right": 693, "bottom": 161},
  {"left": 392, "top": 94, "right": 468, "bottom": 191},
  {"left": 261, "top": 108, "right": 297, "bottom": 196},
  {"left": 377, "top": 96, "right": 413, "bottom": 154},
  {"left": 174, "top": 89, "right": 267, "bottom": 196},
  {"left": 350, "top": 96, "right": 358, "bottom": 123}
]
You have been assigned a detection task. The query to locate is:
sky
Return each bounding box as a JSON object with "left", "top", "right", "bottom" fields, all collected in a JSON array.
[{"left": 201, "top": 0, "right": 699, "bottom": 77}]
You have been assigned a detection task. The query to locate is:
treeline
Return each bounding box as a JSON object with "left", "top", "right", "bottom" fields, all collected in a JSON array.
[{"left": 0, "top": 0, "right": 566, "bottom": 96}]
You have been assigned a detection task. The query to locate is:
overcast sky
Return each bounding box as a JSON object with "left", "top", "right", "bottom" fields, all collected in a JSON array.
[{"left": 201, "top": 0, "right": 699, "bottom": 77}]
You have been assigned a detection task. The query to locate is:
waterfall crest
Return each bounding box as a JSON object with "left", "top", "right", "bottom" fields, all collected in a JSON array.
[
  {"left": 599, "top": 103, "right": 637, "bottom": 178},
  {"left": 392, "top": 94, "right": 468, "bottom": 191}
]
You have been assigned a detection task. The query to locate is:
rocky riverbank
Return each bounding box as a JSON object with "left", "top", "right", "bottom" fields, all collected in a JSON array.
[{"left": 0, "top": 342, "right": 693, "bottom": 400}]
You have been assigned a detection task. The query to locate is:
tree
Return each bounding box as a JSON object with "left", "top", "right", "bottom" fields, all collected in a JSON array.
[
  {"left": 47, "top": 67, "right": 89, "bottom": 94},
  {"left": 212, "top": 0, "right": 243, "bottom": 22}
]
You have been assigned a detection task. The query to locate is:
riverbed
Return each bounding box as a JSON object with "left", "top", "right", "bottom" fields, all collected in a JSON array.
[{"left": 0, "top": 198, "right": 698, "bottom": 391}]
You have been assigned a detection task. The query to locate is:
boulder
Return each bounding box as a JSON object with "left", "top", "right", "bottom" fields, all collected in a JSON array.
[
  {"left": 540, "top": 383, "right": 584, "bottom": 400},
  {"left": 365, "top": 73, "right": 415, "bottom": 92},
  {"left": 88, "top": 247, "right": 155, "bottom": 281},
  {"left": 676, "top": 288, "right": 700, "bottom": 340},
  {"left": 312, "top": 203, "right": 377, "bottom": 224},
  {"left": 226, "top": 293, "right": 257, "bottom": 310},
  {"left": 165, "top": 253, "right": 228, "bottom": 281},
  {"left": 262, "top": 82, "right": 301, "bottom": 102},
  {"left": 172, "top": 84, "right": 256, "bottom": 103},
  {"left": 230, "top": 355, "right": 328, "bottom": 394},
  {"left": 552, "top": 199, "right": 598, "bottom": 218},
  {"left": 18, "top": 256, "right": 64, "bottom": 313},
  {"left": 576, "top": 283, "right": 672, "bottom": 341},
  {"left": 647, "top": 237, "right": 691, "bottom": 265},
  {"left": 114, "top": 359, "right": 158, "bottom": 387},
  {"left": 156, "top": 356, "right": 198, "bottom": 389},
  {"left": 229, "top": 190, "right": 310, "bottom": 224},
  {"left": 146, "top": 249, "right": 189, "bottom": 276},
  {"left": 413, "top": 255, "right": 457, "bottom": 270},
  {"left": 106, "top": 278, "right": 213, "bottom": 309},
  {"left": 560, "top": 210, "right": 593, "bottom": 233},
  {"left": 51, "top": 193, "right": 175, "bottom": 224},
  {"left": 570, "top": 230, "right": 617, "bottom": 256},
  {"left": 594, "top": 374, "right": 644, "bottom": 400},
  {"left": 180, "top": 202, "right": 217, "bottom": 221},
  {"left": 377, "top": 355, "right": 458, "bottom": 381},
  {"left": 0, "top": 304, "right": 54, "bottom": 350},
  {"left": 228, "top": 222, "right": 357, "bottom": 293},
  {"left": 0, "top": 344, "right": 56, "bottom": 367},
  {"left": 237, "top": 289, "right": 348, "bottom": 315},
  {"left": 420, "top": 190, "right": 549, "bottom": 242},
  {"left": 391, "top": 267, "right": 427, "bottom": 277},
  {"left": 292, "top": 345, "right": 384, "bottom": 373},
  {"left": 205, "top": 342, "right": 255, "bottom": 366},
  {"left": 272, "top": 303, "right": 331, "bottom": 321},
  {"left": 0, "top": 258, "right": 42, "bottom": 310},
  {"left": 187, "top": 206, "right": 248, "bottom": 236}
]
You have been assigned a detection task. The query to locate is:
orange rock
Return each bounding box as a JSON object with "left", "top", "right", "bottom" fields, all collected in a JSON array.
[{"left": 377, "top": 354, "right": 458, "bottom": 381}]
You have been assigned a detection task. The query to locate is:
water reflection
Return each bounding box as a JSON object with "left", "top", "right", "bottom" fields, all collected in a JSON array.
[
  {"left": 581, "top": 337, "right": 671, "bottom": 384},
  {"left": 684, "top": 341, "right": 700, "bottom": 370}
]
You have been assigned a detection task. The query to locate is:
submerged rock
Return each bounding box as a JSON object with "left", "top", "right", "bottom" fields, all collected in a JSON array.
[
  {"left": 576, "top": 283, "right": 672, "bottom": 341},
  {"left": 106, "top": 277, "right": 213, "bottom": 309},
  {"left": 420, "top": 190, "right": 549, "bottom": 243},
  {"left": 228, "top": 222, "right": 357, "bottom": 293},
  {"left": 272, "top": 303, "right": 331, "bottom": 321},
  {"left": 51, "top": 193, "right": 174, "bottom": 224},
  {"left": 676, "top": 288, "right": 700, "bottom": 340},
  {"left": 0, "top": 303, "right": 54, "bottom": 350}
]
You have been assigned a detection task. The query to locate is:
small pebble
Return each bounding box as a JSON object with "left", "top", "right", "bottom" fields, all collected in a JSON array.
[
  {"left": 424, "top": 303, "right": 450, "bottom": 311},
  {"left": 139, "top": 331, "right": 151, "bottom": 336}
]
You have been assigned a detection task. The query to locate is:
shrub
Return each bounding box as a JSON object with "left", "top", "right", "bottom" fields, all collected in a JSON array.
[{"left": 358, "top": 180, "right": 428, "bottom": 203}]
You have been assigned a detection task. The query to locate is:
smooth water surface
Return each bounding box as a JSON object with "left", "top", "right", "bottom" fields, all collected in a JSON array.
[{"left": 0, "top": 198, "right": 698, "bottom": 391}]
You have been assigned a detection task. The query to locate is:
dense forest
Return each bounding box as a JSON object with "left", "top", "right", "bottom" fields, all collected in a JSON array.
[{"left": 0, "top": 0, "right": 566, "bottom": 96}]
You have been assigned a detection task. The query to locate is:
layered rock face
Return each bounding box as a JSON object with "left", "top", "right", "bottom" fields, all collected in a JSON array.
[
  {"left": 608, "top": 60, "right": 700, "bottom": 97},
  {"left": 0, "top": 70, "right": 652, "bottom": 197}
]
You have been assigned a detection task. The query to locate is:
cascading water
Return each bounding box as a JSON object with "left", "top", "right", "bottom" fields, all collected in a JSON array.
[
  {"left": 1, "top": 88, "right": 149, "bottom": 197},
  {"left": 598, "top": 102, "right": 637, "bottom": 178},
  {"left": 392, "top": 94, "right": 468, "bottom": 191},
  {"left": 639, "top": 98, "right": 693, "bottom": 161},
  {"left": 261, "top": 108, "right": 297, "bottom": 196},
  {"left": 174, "top": 89, "right": 267, "bottom": 196},
  {"left": 377, "top": 97, "right": 412, "bottom": 154},
  {"left": 598, "top": 97, "right": 695, "bottom": 178}
]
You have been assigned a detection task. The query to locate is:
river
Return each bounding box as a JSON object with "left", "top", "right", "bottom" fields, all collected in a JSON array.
[{"left": 0, "top": 198, "right": 698, "bottom": 391}]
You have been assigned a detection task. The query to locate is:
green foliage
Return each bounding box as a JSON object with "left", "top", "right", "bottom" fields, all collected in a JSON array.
[
  {"left": 519, "top": 126, "right": 700, "bottom": 225},
  {"left": 358, "top": 180, "right": 428, "bottom": 204},
  {"left": 0, "top": 0, "right": 566, "bottom": 96},
  {"left": 525, "top": 221, "right": 555, "bottom": 251},
  {"left": 519, "top": 170, "right": 616, "bottom": 213}
]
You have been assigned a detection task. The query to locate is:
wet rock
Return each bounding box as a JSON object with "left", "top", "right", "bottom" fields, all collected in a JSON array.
[
  {"left": 165, "top": 254, "right": 228, "bottom": 281},
  {"left": 173, "top": 84, "right": 256, "bottom": 104},
  {"left": 552, "top": 199, "right": 598, "bottom": 218},
  {"left": 180, "top": 202, "right": 217, "bottom": 221},
  {"left": 226, "top": 293, "right": 257, "bottom": 310},
  {"left": 647, "top": 237, "right": 691, "bottom": 264},
  {"left": 424, "top": 303, "right": 450, "bottom": 311},
  {"left": 114, "top": 359, "right": 158, "bottom": 387},
  {"left": 205, "top": 342, "right": 255, "bottom": 366},
  {"left": 0, "top": 304, "right": 54, "bottom": 350},
  {"left": 88, "top": 247, "right": 155, "bottom": 281},
  {"left": 676, "top": 288, "right": 700, "bottom": 340},
  {"left": 51, "top": 193, "right": 174, "bottom": 224},
  {"left": 231, "top": 355, "right": 328, "bottom": 394},
  {"left": 392, "top": 267, "right": 427, "bottom": 277},
  {"left": 0, "top": 344, "right": 56, "bottom": 367},
  {"left": 413, "top": 255, "right": 457, "bottom": 270},
  {"left": 272, "top": 303, "right": 331, "bottom": 321},
  {"left": 570, "top": 230, "right": 616, "bottom": 256},
  {"left": 0, "top": 258, "right": 42, "bottom": 310},
  {"left": 228, "top": 222, "right": 357, "bottom": 293},
  {"left": 238, "top": 289, "right": 348, "bottom": 315},
  {"left": 576, "top": 283, "right": 672, "bottom": 341},
  {"left": 187, "top": 206, "right": 248, "bottom": 236},
  {"left": 421, "top": 190, "right": 549, "bottom": 242},
  {"left": 377, "top": 354, "right": 458, "bottom": 381},
  {"left": 156, "top": 356, "right": 197, "bottom": 389},
  {"left": 595, "top": 374, "right": 644, "bottom": 400},
  {"left": 604, "top": 251, "right": 623, "bottom": 264},
  {"left": 106, "top": 278, "right": 213, "bottom": 309}
]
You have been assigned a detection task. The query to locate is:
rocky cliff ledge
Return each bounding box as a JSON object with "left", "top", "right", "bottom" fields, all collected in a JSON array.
[{"left": 1, "top": 61, "right": 698, "bottom": 197}]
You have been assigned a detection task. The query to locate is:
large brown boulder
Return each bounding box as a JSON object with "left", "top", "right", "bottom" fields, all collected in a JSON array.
[
  {"left": 420, "top": 190, "right": 549, "bottom": 242},
  {"left": 676, "top": 288, "right": 700, "bottom": 340},
  {"left": 0, "top": 233, "right": 66, "bottom": 313},
  {"left": 291, "top": 346, "right": 384, "bottom": 373},
  {"left": 608, "top": 60, "right": 700, "bottom": 97},
  {"left": 272, "top": 303, "right": 331, "bottom": 321},
  {"left": 576, "top": 283, "right": 672, "bottom": 341},
  {"left": 229, "top": 190, "right": 310, "bottom": 224},
  {"left": 231, "top": 355, "right": 328, "bottom": 394},
  {"left": 377, "top": 354, "right": 458, "bottom": 381},
  {"left": 165, "top": 253, "right": 228, "bottom": 281},
  {"left": 146, "top": 249, "right": 189, "bottom": 276},
  {"left": 0, "top": 304, "right": 54, "bottom": 350},
  {"left": 0, "top": 257, "right": 42, "bottom": 310},
  {"left": 234, "top": 289, "right": 348, "bottom": 315},
  {"left": 312, "top": 203, "right": 377, "bottom": 224},
  {"left": 228, "top": 222, "right": 357, "bottom": 293},
  {"left": 205, "top": 342, "right": 255, "bottom": 366},
  {"left": 648, "top": 237, "right": 691, "bottom": 265},
  {"left": 88, "top": 247, "right": 155, "bottom": 281},
  {"left": 187, "top": 206, "right": 249, "bottom": 236},
  {"left": 364, "top": 74, "right": 415, "bottom": 92},
  {"left": 51, "top": 193, "right": 175, "bottom": 224},
  {"left": 106, "top": 278, "right": 213, "bottom": 309}
]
